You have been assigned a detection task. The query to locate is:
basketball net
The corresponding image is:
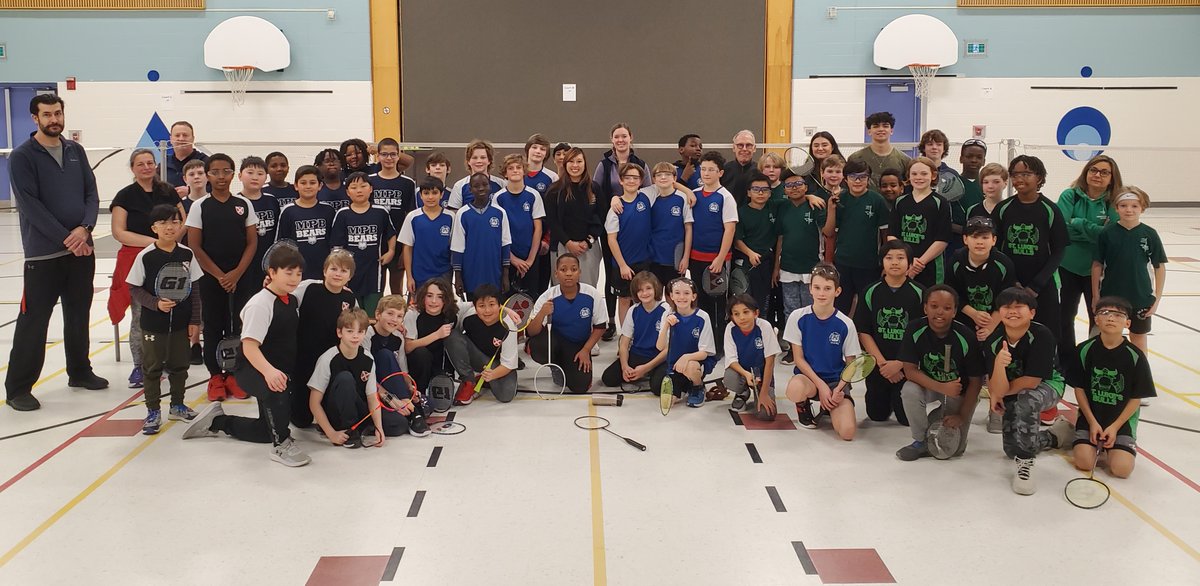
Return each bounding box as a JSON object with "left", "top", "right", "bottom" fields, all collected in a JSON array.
[
  {"left": 908, "top": 64, "right": 939, "bottom": 99},
  {"left": 222, "top": 66, "right": 255, "bottom": 107}
]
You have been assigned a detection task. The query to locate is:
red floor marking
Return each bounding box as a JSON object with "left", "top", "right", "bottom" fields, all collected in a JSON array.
[
  {"left": 304, "top": 555, "right": 390, "bottom": 586},
  {"left": 1168, "top": 256, "right": 1200, "bottom": 263},
  {"left": 0, "top": 390, "right": 144, "bottom": 494},
  {"left": 808, "top": 548, "right": 896, "bottom": 584},
  {"left": 739, "top": 412, "right": 798, "bottom": 430},
  {"left": 78, "top": 419, "right": 144, "bottom": 438}
]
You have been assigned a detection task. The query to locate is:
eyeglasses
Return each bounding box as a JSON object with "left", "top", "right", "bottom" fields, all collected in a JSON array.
[
  {"left": 378, "top": 152, "right": 400, "bottom": 159},
  {"left": 1087, "top": 168, "right": 1112, "bottom": 177},
  {"left": 1096, "top": 309, "right": 1128, "bottom": 319},
  {"left": 783, "top": 181, "right": 806, "bottom": 189},
  {"left": 846, "top": 173, "right": 870, "bottom": 181},
  {"left": 207, "top": 169, "right": 234, "bottom": 176},
  {"left": 734, "top": 143, "right": 755, "bottom": 150},
  {"left": 1011, "top": 171, "right": 1038, "bottom": 178},
  {"left": 748, "top": 186, "right": 771, "bottom": 194}
]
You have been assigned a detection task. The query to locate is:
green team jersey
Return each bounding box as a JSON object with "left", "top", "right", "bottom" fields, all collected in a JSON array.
[
  {"left": 1064, "top": 336, "right": 1155, "bottom": 438},
  {"left": 952, "top": 178, "right": 985, "bottom": 229},
  {"left": 735, "top": 202, "right": 779, "bottom": 255},
  {"left": 833, "top": 190, "right": 890, "bottom": 269},
  {"left": 852, "top": 278, "right": 925, "bottom": 358},
  {"left": 1095, "top": 222, "right": 1167, "bottom": 310},
  {"left": 776, "top": 199, "right": 826, "bottom": 274}
]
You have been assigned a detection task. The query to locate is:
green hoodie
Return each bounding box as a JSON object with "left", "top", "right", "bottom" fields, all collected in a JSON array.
[{"left": 1057, "top": 186, "right": 1118, "bottom": 276}]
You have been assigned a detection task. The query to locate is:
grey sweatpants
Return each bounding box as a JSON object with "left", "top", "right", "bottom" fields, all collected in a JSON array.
[
  {"left": 444, "top": 331, "right": 518, "bottom": 403},
  {"left": 901, "top": 381, "right": 978, "bottom": 451}
]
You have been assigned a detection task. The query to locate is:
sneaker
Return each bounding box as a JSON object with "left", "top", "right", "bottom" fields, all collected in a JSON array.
[
  {"left": 1012, "top": 457, "right": 1036, "bottom": 495},
  {"left": 168, "top": 404, "right": 197, "bottom": 422},
  {"left": 590, "top": 345, "right": 600, "bottom": 357},
  {"left": 731, "top": 391, "right": 751, "bottom": 411},
  {"left": 686, "top": 387, "right": 703, "bottom": 408},
  {"left": 1140, "top": 397, "right": 1151, "bottom": 407},
  {"left": 181, "top": 402, "right": 224, "bottom": 439},
  {"left": 342, "top": 430, "right": 363, "bottom": 449},
  {"left": 142, "top": 409, "right": 162, "bottom": 435},
  {"left": 189, "top": 343, "right": 204, "bottom": 365},
  {"left": 517, "top": 358, "right": 526, "bottom": 370},
  {"left": 128, "top": 366, "right": 144, "bottom": 389},
  {"left": 896, "top": 441, "right": 931, "bottom": 461},
  {"left": 206, "top": 375, "right": 226, "bottom": 402},
  {"left": 270, "top": 437, "right": 312, "bottom": 467},
  {"left": 601, "top": 323, "right": 616, "bottom": 342},
  {"left": 1049, "top": 416, "right": 1074, "bottom": 451},
  {"left": 408, "top": 412, "right": 431, "bottom": 438},
  {"left": 225, "top": 375, "right": 249, "bottom": 400},
  {"left": 987, "top": 410, "right": 1003, "bottom": 434},
  {"left": 1039, "top": 405, "right": 1058, "bottom": 426},
  {"left": 7, "top": 393, "right": 41, "bottom": 412},
  {"left": 67, "top": 372, "right": 109, "bottom": 390},
  {"left": 796, "top": 401, "right": 817, "bottom": 429},
  {"left": 781, "top": 348, "right": 794, "bottom": 365},
  {"left": 454, "top": 380, "right": 476, "bottom": 406}
]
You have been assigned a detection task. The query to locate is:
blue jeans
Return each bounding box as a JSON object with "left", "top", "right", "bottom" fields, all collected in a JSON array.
[{"left": 781, "top": 280, "right": 813, "bottom": 319}]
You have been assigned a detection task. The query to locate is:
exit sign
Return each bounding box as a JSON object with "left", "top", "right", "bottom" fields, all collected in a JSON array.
[
  {"left": 965, "top": 40, "right": 987, "bottom": 57},
  {"left": 0, "top": 44, "right": 7, "bottom": 60}
]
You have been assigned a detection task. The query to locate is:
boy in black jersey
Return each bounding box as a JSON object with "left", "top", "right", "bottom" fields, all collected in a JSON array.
[
  {"left": 239, "top": 156, "right": 279, "bottom": 288},
  {"left": 945, "top": 216, "right": 1017, "bottom": 342},
  {"left": 446, "top": 284, "right": 519, "bottom": 405},
  {"left": 1064, "top": 296, "right": 1154, "bottom": 479},
  {"left": 277, "top": 165, "right": 336, "bottom": 280},
  {"left": 183, "top": 245, "right": 310, "bottom": 467},
  {"left": 127, "top": 205, "right": 204, "bottom": 434},
  {"left": 854, "top": 241, "right": 924, "bottom": 425},
  {"left": 263, "top": 151, "right": 298, "bottom": 208},
  {"left": 185, "top": 153, "right": 258, "bottom": 403},
  {"left": 288, "top": 249, "right": 358, "bottom": 428}
]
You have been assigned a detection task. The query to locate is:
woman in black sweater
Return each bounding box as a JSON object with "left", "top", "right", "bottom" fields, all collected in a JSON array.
[{"left": 543, "top": 147, "right": 606, "bottom": 288}]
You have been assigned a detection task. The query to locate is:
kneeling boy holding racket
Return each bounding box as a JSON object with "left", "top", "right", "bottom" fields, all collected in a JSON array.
[{"left": 448, "top": 284, "right": 520, "bottom": 405}]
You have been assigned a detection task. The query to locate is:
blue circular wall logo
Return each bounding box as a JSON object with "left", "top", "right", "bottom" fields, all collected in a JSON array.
[{"left": 1057, "top": 107, "right": 1110, "bottom": 161}]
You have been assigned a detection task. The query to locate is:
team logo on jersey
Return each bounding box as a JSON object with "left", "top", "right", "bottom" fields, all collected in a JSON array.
[
  {"left": 864, "top": 205, "right": 875, "bottom": 218},
  {"left": 360, "top": 370, "right": 370, "bottom": 382},
  {"left": 967, "top": 285, "right": 993, "bottom": 311},
  {"left": 342, "top": 302, "right": 350, "bottom": 312},
  {"left": 655, "top": 320, "right": 662, "bottom": 332},
  {"left": 1138, "top": 237, "right": 1150, "bottom": 255},
  {"left": 671, "top": 205, "right": 682, "bottom": 217},
  {"left": 1091, "top": 367, "right": 1125, "bottom": 406},
  {"left": 691, "top": 326, "right": 701, "bottom": 338},
  {"left": 522, "top": 202, "right": 531, "bottom": 212},
  {"left": 580, "top": 307, "right": 591, "bottom": 319},
  {"left": 828, "top": 331, "right": 842, "bottom": 345},
  {"left": 1005, "top": 224, "right": 1039, "bottom": 256},
  {"left": 754, "top": 336, "right": 764, "bottom": 350},
  {"left": 901, "top": 214, "right": 927, "bottom": 244},
  {"left": 635, "top": 201, "right": 647, "bottom": 212},
  {"left": 708, "top": 202, "right": 719, "bottom": 213},
  {"left": 536, "top": 182, "right": 547, "bottom": 192},
  {"left": 803, "top": 211, "right": 813, "bottom": 224},
  {"left": 489, "top": 217, "right": 500, "bottom": 228},
  {"left": 876, "top": 307, "right": 908, "bottom": 341},
  {"left": 922, "top": 352, "right": 957, "bottom": 382},
  {"left": 235, "top": 206, "right": 245, "bottom": 216},
  {"left": 309, "top": 236, "right": 318, "bottom": 244},
  {"left": 439, "top": 225, "right": 451, "bottom": 237}
]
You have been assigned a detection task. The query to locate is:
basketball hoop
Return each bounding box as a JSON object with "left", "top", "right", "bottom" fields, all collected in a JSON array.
[
  {"left": 908, "top": 64, "right": 940, "bottom": 99},
  {"left": 222, "top": 66, "right": 255, "bottom": 107}
]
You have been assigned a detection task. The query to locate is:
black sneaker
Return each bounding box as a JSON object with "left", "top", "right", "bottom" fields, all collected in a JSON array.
[
  {"left": 189, "top": 343, "right": 204, "bottom": 365},
  {"left": 795, "top": 400, "right": 817, "bottom": 429},
  {"left": 7, "top": 393, "right": 41, "bottom": 412},
  {"left": 343, "top": 429, "right": 363, "bottom": 449},
  {"left": 67, "top": 372, "right": 109, "bottom": 390},
  {"left": 781, "top": 347, "right": 794, "bottom": 365},
  {"left": 731, "top": 391, "right": 750, "bottom": 411},
  {"left": 601, "top": 323, "right": 616, "bottom": 342},
  {"left": 408, "top": 412, "right": 431, "bottom": 437}
]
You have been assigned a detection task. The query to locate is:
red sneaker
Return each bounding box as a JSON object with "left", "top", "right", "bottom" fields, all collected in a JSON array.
[
  {"left": 225, "top": 374, "right": 249, "bottom": 400},
  {"left": 453, "top": 380, "right": 476, "bottom": 406},
  {"left": 206, "top": 375, "right": 227, "bottom": 402},
  {"left": 1039, "top": 404, "right": 1058, "bottom": 425}
]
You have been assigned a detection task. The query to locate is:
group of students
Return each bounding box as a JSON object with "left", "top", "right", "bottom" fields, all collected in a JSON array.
[{"left": 115, "top": 116, "right": 1166, "bottom": 494}]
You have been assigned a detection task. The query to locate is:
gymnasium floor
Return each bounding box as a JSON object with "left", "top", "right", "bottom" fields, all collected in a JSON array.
[{"left": 0, "top": 210, "right": 1198, "bottom": 586}]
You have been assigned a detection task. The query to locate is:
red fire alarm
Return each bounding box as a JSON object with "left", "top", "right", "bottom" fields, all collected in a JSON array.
[{"left": 66, "top": 77, "right": 76, "bottom": 91}]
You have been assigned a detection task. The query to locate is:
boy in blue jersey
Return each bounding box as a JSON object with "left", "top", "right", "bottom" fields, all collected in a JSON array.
[
  {"left": 783, "top": 264, "right": 862, "bottom": 441},
  {"left": 523, "top": 133, "right": 559, "bottom": 197},
  {"left": 606, "top": 162, "right": 654, "bottom": 326},
  {"left": 451, "top": 173, "right": 512, "bottom": 299},
  {"left": 675, "top": 134, "right": 703, "bottom": 190},
  {"left": 399, "top": 176, "right": 454, "bottom": 295},
  {"left": 526, "top": 255, "right": 609, "bottom": 393},
  {"left": 496, "top": 154, "right": 545, "bottom": 296},
  {"left": 723, "top": 294, "right": 781, "bottom": 418},
  {"left": 655, "top": 277, "right": 717, "bottom": 408},
  {"left": 601, "top": 271, "right": 668, "bottom": 390},
  {"left": 315, "top": 148, "right": 349, "bottom": 211},
  {"left": 369, "top": 138, "right": 417, "bottom": 296},
  {"left": 689, "top": 151, "right": 739, "bottom": 354},
  {"left": 330, "top": 172, "right": 396, "bottom": 314},
  {"left": 277, "top": 165, "right": 336, "bottom": 281},
  {"left": 239, "top": 156, "right": 279, "bottom": 288},
  {"left": 263, "top": 152, "right": 298, "bottom": 209},
  {"left": 447, "top": 140, "right": 505, "bottom": 210},
  {"left": 646, "top": 162, "right": 694, "bottom": 290}
]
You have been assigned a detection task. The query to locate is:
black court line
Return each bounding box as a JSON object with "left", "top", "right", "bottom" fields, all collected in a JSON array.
[
  {"left": 1157, "top": 314, "right": 1200, "bottom": 335},
  {"left": 1141, "top": 419, "right": 1200, "bottom": 434},
  {"left": 745, "top": 443, "right": 762, "bottom": 464},
  {"left": 728, "top": 409, "right": 743, "bottom": 426},
  {"left": 407, "top": 491, "right": 426, "bottom": 518},
  {"left": 791, "top": 541, "right": 818, "bottom": 575},
  {"left": 0, "top": 380, "right": 207, "bottom": 442},
  {"left": 0, "top": 318, "right": 17, "bottom": 329},
  {"left": 426, "top": 446, "right": 443, "bottom": 467},
  {"left": 765, "top": 486, "right": 786, "bottom": 512},
  {"left": 380, "top": 547, "right": 405, "bottom": 582}
]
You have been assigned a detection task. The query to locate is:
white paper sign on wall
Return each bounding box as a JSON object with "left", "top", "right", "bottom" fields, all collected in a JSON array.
[{"left": 562, "top": 84, "right": 577, "bottom": 102}]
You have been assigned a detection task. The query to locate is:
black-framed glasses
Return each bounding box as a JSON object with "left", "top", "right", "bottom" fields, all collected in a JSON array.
[
  {"left": 1087, "top": 168, "right": 1112, "bottom": 177},
  {"left": 378, "top": 152, "right": 400, "bottom": 159},
  {"left": 748, "top": 186, "right": 771, "bottom": 194}
]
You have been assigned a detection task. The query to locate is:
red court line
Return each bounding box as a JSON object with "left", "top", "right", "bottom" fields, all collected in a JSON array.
[{"left": 0, "top": 390, "right": 145, "bottom": 495}]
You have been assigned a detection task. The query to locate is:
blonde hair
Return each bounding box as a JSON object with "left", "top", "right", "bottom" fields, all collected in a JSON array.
[
  {"left": 757, "top": 152, "right": 785, "bottom": 171},
  {"left": 464, "top": 139, "right": 495, "bottom": 166},
  {"left": 323, "top": 248, "right": 356, "bottom": 278},
  {"left": 501, "top": 153, "right": 526, "bottom": 173},
  {"left": 907, "top": 156, "right": 938, "bottom": 176},
  {"left": 374, "top": 294, "right": 407, "bottom": 316},
  {"left": 820, "top": 154, "right": 846, "bottom": 172},
  {"left": 651, "top": 161, "right": 675, "bottom": 176},
  {"left": 336, "top": 308, "right": 370, "bottom": 331},
  {"left": 979, "top": 162, "right": 1008, "bottom": 182},
  {"left": 1114, "top": 185, "right": 1151, "bottom": 210}
]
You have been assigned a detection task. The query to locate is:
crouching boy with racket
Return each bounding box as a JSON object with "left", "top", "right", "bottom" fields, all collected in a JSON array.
[
  {"left": 448, "top": 284, "right": 520, "bottom": 405},
  {"left": 128, "top": 204, "right": 204, "bottom": 434},
  {"left": 723, "top": 294, "right": 781, "bottom": 418},
  {"left": 1064, "top": 296, "right": 1155, "bottom": 479},
  {"left": 895, "top": 285, "right": 984, "bottom": 461}
]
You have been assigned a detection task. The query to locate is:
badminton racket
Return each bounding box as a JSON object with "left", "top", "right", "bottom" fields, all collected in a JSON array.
[
  {"left": 659, "top": 374, "right": 674, "bottom": 416},
  {"left": 431, "top": 421, "right": 466, "bottom": 435},
  {"left": 839, "top": 354, "right": 877, "bottom": 384},
  {"left": 153, "top": 261, "right": 194, "bottom": 366},
  {"left": 926, "top": 405, "right": 963, "bottom": 460},
  {"left": 937, "top": 170, "right": 966, "bottom": 203},
  {"left": 472, "top": 292, "right": 535, "bottom": 395},
  {"left": 261, "top": 238, "right": 299, "bottom": 272},
  {"left": 574, "top": 415, "right": 646, "bottom": 451},
  {"left": 1065, "top": 447, "right": 1110, "bottom": 509},
  {"left": 347, "top": 371, "right": 417, "bottom": 435},
  {"left": 784, "top": 146, "right": 814, "bottom": 177}
]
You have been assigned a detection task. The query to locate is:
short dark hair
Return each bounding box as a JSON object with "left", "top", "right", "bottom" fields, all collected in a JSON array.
[
  {"left": 1094, "top": 296, "right": 1132, "bottom": 316},
  {"left": 678, "top": 133, "right": 701, "bottom": 148},
  {"left": 425, "top": 151, "right": 450, "bottom": 169},
  {"left": 345, "top": 171, "right": 371, "bottom": 186},
  {"left": 923, "top": 284, "right": 959, "bottom": 309},
  {"left": 339, "top": 138, "right": 370, "bottom": 163},
  {"left": 552, "top": 142, "right": 572, "bottom": 156},
  {"left": 29, "top": 94, "right": 65, "bottom": 115},
  {"left": 205, "top": 153, "right": 235, "bottom": 172},
  {"left": 169, "top": 120, "right": 194, "bottom": 133},
  {"left": 995, "top": 286, "right": 1038, "bottom": 310},
  {"left": 726, "top": 293, "right": 759, "bottom": 321},
  {"left": 1008, "top": 155, "right": 1048, "bottom": 189},
  {"left": 843, "top": 160, "right": 869, "bottom": 176},
  {"left": 419, "top": 176, "right": 445, "bottom": 192},
  {"left": 293, "top": 165, "right": 320, "bottom": 183},
  {"left": 149, "top": 203, "right": 181, "bottom": 225},
  {"left": 879, "top": 168, "right": 904, "bottom": 183},
  {"left": 746, "top": 170, "right": 770, "bottom": 186},
  {"left": 240, "top": 156, "right": 266, "bottom": 172},
  {"left": 265, "top": 151, "right": 288, "bottom": 165},
  {"left": 700, "top": 150, "right": 726, "bottom": 168},
  {"left": 314, "top": 148, "right": 344, "bottom": 167},
  {"left": 472, "top": 284, "right": 502, "bottom": 305},
  {"left": 879, "top": 240, "right": 912, "bottom": 264},
  {"left": 865, "top": 111, "right": 896, "bottom": 128},
  {"left": 555, "top": 253, "right": 580, "bottom": 269},
  {"left": 377, "top": 137, "right": 400, "bottom": 151},
  {"left": 266, "top": 243, "right": 305, "bottom": 271}
]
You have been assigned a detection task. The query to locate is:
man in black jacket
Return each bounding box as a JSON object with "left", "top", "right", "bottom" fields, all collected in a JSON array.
[
  {"left": 5, "top": 94, "right": 108, "bottom": 411},
  {"left": 721, "top": 129, "right": 759, "bottom": 205}
]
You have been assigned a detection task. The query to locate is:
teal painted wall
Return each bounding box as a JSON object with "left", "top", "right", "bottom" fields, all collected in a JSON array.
[
  {"left": 794, "top": 1, "right": 1200, "bottom": 78},
  {"left": 0, "top": 0, "right": 370, "bottom": 82}
]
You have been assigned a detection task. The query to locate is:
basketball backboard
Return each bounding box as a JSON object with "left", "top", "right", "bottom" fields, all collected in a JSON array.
[
  {"left": 203, "top": 16, "right": 291, "bottom": 71},
  {"left": 873, "top": 15, "right": 958, "bottom": 70}
]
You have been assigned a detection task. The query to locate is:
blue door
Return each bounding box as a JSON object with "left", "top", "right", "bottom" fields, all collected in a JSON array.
[
  {"left": 864, "top": 79, "right": 920, "bottom": 155},
  {"left": 2, "top": 85, "right": 57, "bottom": 202}
]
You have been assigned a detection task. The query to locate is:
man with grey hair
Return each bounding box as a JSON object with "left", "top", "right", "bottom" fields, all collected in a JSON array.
[{"left": 721, "top": 129, "right": 758, "bottom": 204}]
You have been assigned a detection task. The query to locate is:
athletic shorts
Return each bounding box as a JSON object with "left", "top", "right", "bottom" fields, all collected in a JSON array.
[
  {"left": 611, "top": 261, "right": 650, "bottom": 297},
  {"left": 1130, "top": 309, "right": 1152, "bottom": 335},
  {"left": 1073, "top": 429, "right": 1137, "bottom": 456}
]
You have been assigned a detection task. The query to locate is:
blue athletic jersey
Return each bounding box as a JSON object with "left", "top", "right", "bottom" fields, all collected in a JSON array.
[
  {"left": 450, "top": 203, "right": 511, "bottom": 293},
  {"left": 277, "top": 202, "right": 336, "bottom": 280},
  {"left": 532, "top": 284, "right": 609, "bottom": 344},
  {"left": 318, "top": 183, "right": 350, "bottom": 211},
  {"left": 648, "top": 188, "right": 692, "bottom": 266},
  {"left": 330, "top": 205, "right": 396, "bottom": 295},
  {"left": 620, "top": 302, "right": 667, "bottom": 359},
  {"left": 662, "top": 309, "right": 715, "bottom": 367},
  {"left": 782, "top": 307, "right": 861, "bottom": 380},
  {"left": 263, "top": 183, "right": 298, "bottom": 209},
  {"left": 724, "top": 318, "right": 782, "bottom": 372},
  {"left": 675, "top": 163, "right": 702, "bottom": 190},
  {"left": 439, "top": 187, "right": 452, "bottom": 208},
  {"left": 604, "top": 193, "right": 653, "bottom": 266},
  {"left": 525, "top": 168, "right": 558, "bottom": 197},
  {"left": 447, "top": 175, "right": 504, "bottom": 209},
  {"left": 368, "top": 173, "right": 417, "bottom": 234},
  {"left": 690, "top": 186, "right": 738, "bottom": 257},
  {"left": 494, "top": 186, "right": 545, "bottom": 260},
  {"left": 398, "top": 209, "right": 454, "bottom": 285}
]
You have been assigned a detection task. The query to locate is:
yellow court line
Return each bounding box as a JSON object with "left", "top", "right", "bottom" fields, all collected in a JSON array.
[
  {"left": 0, "top": 316, "right": 111, "bottom": 374},
  {"left": 587, "top": 402, "right": 608, "bottom": 586},
  {"left": 0, "top": 324, "right": 125, "bottom": 408},
  {"left": 1073, "top": 317, "right": 1200, "bottom": 409}
]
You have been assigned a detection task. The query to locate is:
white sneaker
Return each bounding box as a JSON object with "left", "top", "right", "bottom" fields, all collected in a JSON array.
[
  {"left": 270, "top": 437, "right": 311, "bottom": 467},
  {"left": 1049, "top": 416, "right": 1074, "bottom": 451},
  {"left": 590, "top": 345, "right": 600, "bottom": 357},
  {"left": 1140, "top": 397, "right": 1151, "bottom": 407},
  {"left": 181, "top": 402, "right": 224, "bottom": 440},
  {"left": 987, "top": 410, "right": 1002, "bottom": 434},
  {"left": 1012, "top": 457, "right": 1036, "bottom": 495}
]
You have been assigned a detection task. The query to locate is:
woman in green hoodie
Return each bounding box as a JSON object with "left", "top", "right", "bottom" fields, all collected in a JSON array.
[{"left": 1056, "top": 154, "right": 1123, "bottom": 361}]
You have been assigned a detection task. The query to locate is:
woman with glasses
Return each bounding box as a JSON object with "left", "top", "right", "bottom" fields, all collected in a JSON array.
[{"left": 1055, "top": 155, "right": 1122, "bottom": 362}]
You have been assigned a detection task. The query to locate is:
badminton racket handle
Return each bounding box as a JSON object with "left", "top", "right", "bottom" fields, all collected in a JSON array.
[{"left": 624, "top": 438, "right": 647, "bottom": 451}]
